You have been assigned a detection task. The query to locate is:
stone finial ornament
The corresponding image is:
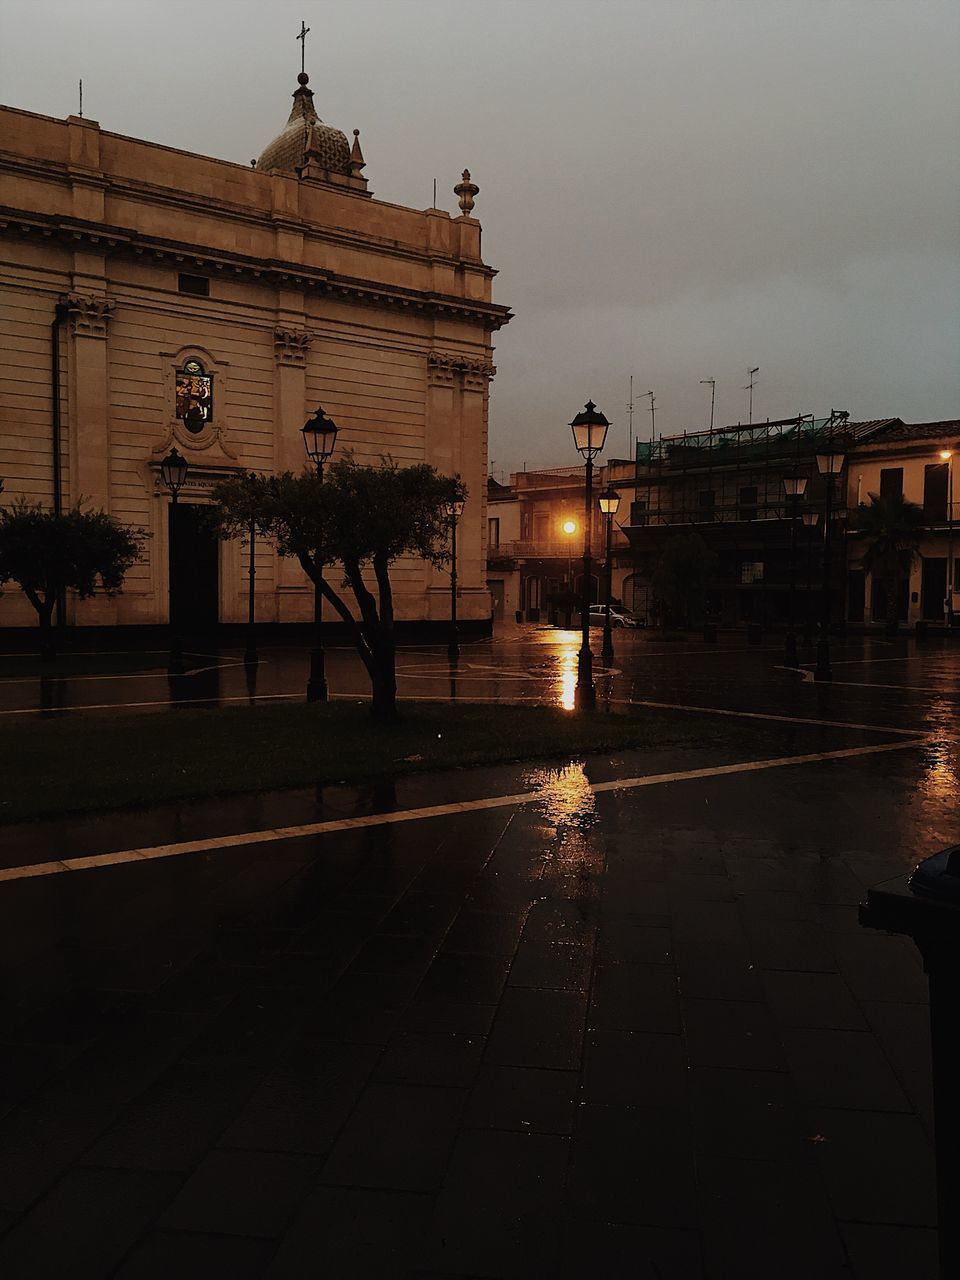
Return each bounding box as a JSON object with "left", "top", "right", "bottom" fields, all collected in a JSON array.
[
  {"left": 454, "top": 169, "right": 479, "bottom": 217},
  {"left": 349, "top": 129, "right": 365, "bottom": 178}
]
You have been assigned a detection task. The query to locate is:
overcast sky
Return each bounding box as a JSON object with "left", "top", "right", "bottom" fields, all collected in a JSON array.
[{"left": 2, "top": 0, "right": 958, "bottom": 474}]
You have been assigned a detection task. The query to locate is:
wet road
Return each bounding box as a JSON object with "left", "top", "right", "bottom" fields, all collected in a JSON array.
[{"left": 0, "top": 628, "right": 957, "bottom": 1277}]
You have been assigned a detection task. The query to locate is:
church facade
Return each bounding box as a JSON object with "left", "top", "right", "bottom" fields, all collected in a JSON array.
[{"left": 0, "top": 71, "right": 510, "bottom": 632}]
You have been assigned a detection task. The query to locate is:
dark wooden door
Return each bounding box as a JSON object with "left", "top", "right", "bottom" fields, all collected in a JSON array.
[{"left": 169, "top": 502, "right": 219, "bottom": 630}]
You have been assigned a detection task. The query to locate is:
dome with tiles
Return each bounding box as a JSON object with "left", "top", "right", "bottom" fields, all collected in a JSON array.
[{"left": 256, "top": 73, "right": 351, "bottom": 175}]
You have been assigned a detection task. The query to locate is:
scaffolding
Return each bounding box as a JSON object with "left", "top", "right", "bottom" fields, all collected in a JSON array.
[{"left": 633, "top": 412, "right": 850, "bottom": 526}]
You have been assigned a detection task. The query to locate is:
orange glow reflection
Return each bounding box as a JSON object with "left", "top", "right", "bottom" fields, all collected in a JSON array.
[
  {"left": 557, "top": 641, "right": 578, "bottom": 710},
  {"left": 525, "top": 761, "right": 598, "bottom": 830}
]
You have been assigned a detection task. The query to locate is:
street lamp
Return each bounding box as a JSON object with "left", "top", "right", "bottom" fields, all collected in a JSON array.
[
  {"left": 782, "top": 474, "right": 808, "bottom": 668},
  {"left": 598, "top": 484, "right": 621, "bottom": 659},
  {"left": 940, "top": 449, "right": 954, "bottom": 627},
  {"left": 814, "top": 446, "right": 846, "bottom": 681},
  {"left": 801, "top": 509, "right": 820, "bottom": 642},
  {"left": 301, "top": 406, "right": 339, "bottom": 702},
  {"left": 446, "top": 496, "right": 465, "bottom": 662},
  {"left": 570, "top": 400, "right": 610, "bottom": 709},
  {"left": 159, "top": 447, "right": 189, "bottom": 675}
]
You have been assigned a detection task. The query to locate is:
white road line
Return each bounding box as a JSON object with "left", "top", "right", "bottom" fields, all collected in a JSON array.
[
  {"left": 608, "top": 697, "right": 921, "bottom": 737},
  {"left": 816, "top": 680, "right": 960, "bottom": 695},
  {"left": 0, "top": 737, "right": 928, "bottom": 885},
  {"left": 0, "top": 660, "right": 247, "bottom": 687}
]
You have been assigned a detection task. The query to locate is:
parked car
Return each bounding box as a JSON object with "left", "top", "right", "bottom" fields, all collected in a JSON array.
[{"left": 588, "top": 605, "right": 643, "bottom": 628}]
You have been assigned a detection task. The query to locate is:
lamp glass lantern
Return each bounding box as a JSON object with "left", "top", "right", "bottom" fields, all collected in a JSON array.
[
  {"left": 802, "top": 510, "right": 820, "bottom": 528},
  {"left": 782, "top": 475, "right": 808, "bottom": 498},
  {"left": 815, "top": 450, "right": 846, "bottom": 475},
  {"left": 570, "top": 400, "right": 610, "bottom": 460},
  {"left": 447, "top": 498, "right": 466, "bottom": 522},
  {"left": 160, "top": 447, "right": 189, "bottom": 495},
  {"left": 302, "top": 407, "right": 339, "bottom": 466},
  {"left": 598, "top": 485, "right": 621, "bottom": 516}
]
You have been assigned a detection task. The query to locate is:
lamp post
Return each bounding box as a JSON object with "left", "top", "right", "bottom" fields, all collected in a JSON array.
[
  {"left": 814, "top": 446, "right": 846, "bottom": 682},
  {"left": 570, "top": 400, "right": 610, "bottom": 710},
  {"left": 301, "top": 406, "right": 339, "bottom": 702},
  {"left": 598, "top": 484, "right": 621, "bottom": 659},
  {"left": 940, "top": 449, "right": 954, "bottom": 627},
  {"left": 159, "top": 447, "right": 189, "bottom": 675},
  {"left": 801, "top": 509, "right": 820, "bottom": 642},
  {"left": 446, "top": 497, "right": 465, "bottom": 662},
  {"left": 244, "top": 513, "right": 258, "bottom": 667},
  {"left": 782, "top": 474, "right": 808, "bottom": 668}
]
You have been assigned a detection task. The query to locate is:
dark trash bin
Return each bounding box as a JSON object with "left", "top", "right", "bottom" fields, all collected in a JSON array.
[{"left": 861, "top": 846, "right": 960, "bottom": 1279}]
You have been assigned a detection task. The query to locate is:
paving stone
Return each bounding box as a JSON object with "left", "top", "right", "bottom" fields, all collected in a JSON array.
[
  {"left": 320, "top": 1084, "right": 466, "bottom": 1192},
  {"left": 267, "top": 1186, "right": 432, "bottom": 1279},
  {"left": 761, "top": 970, "right": 868, "bottom": 1031},
  {"left": 464, "top": 1065, "right": 579, "bottom": 1135},
  {"left": 347, "top": 932, "right": 441, "bottom": 979},
  {"left": 0, "top": 1167, "right": 180, "bottom": 1280},
  {"left": 698, "top": 1155, "right": 848, "bottom": 1279},
  {"left": 780, "top": 1028, "right": 912, "bottom": 1112},
  {"left": 598, "top": 921, "right": 673, "bottom": 965},
  {"left": 675, "top": 948, "right": 763, "bottom": 1002},
  {"left": 84, "top": 1060, "right": 260, "bottom": 1171},
  {"left": 583, "top": 1030, "right": 687, "bottom": 1106},
  {"left": 159, "top": 1149, "right": 320, "bottom": 1237},
  {"left": 553, "top": 1220, "right": 703, "bottom": 1280},
  {"left": 589, "top": 961, "right": 681, "bottom": 1034},
  {"left": 181, "top": 987, "right": 303, "bottom": 1066},
  {"left": 297, "top": 969, "right": 421, "bottom": 1045},
  {"left": 805, "top": 1108, "right": 936, "bottom": 1225},
  {"left": 682, "top": 997, "right": 786, "bottom": 1071},
  {"left": 115, "top": 1230, "right": 274, "bottom": 1279},
  {"left": 568, "top": 1104, "right": 697, "bottom": 1228},
  {"left": 415, "top": 952, "right": 513, "bottom": 1004},
  {"left": 507, "top": 940, "right": 594, "bottom": 991},
  {"left": 521, "top": 898, "right": 598, "bottom": 946},
  {"left": 378, "top": 891, "right": 463, "bottom": 939},
  {"left": 689, "top": 1067, "right": 808, "bottom": 1163},
  {"left": 839, "top": 1223, "right": 939, "bottom": 1280},
  {"left": 860, "top": 1000, "right": 934, "bottom": 1130},
  {"left": 221, "top": 1041, "right": 380, "bottom": 1153},
  {"left": 398, "top": 997, "right": 497, "bottom": 1037},
  {"left": 374, "top": 1030, "right": 486, "bottom": 1088},
  {"left": 442, "top": 908, "right": 530, "bottom": 956},
  {"left": 833, "top": 932, "right": 928, "bottom": 1003},
  {"left": 485, "top": 987, "right": 588, "bottom": 1071},
  {"left": 743, "top": 919, "right": 839, "bottom": 973}
]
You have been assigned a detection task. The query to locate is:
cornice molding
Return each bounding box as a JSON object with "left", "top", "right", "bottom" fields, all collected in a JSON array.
[{"left": 0, "top": 205, "right": 512, "bottom": 330}]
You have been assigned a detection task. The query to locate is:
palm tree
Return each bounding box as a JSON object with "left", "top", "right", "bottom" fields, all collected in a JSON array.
[{"left": 851, "top": 493, "right": 924, "bottom": 633}]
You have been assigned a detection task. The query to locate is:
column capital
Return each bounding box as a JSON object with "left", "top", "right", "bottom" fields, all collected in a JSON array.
[
  {"left": 62, "top": 291, "right": 113, "bottom": 338},
  {"left": 427, "top": 351, "right": 496, "bottom": 388},
  {"left": 274, "top": 326, "right": 312, "bottom": 367}
]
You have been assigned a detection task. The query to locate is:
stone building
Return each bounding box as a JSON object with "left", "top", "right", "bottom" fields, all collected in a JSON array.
[{"left": 0, "top": 69, "right": 510, "bottom": 633}]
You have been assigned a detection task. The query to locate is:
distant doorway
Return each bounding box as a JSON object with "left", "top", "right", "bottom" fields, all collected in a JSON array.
[
  {"left": 169, "top": 502, "right": 219, "bottom": 630},
  {"left": 921, "top": 556, "right": 947, "bottom": 621}
]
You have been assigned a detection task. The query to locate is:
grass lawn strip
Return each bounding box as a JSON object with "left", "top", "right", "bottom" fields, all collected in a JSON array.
[{"left": 2, "top": 700, "right": 726, "bottom": 825}]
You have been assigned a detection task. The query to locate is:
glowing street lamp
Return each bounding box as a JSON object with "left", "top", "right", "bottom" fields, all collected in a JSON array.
[
  {"left": 940, "top": 450, "right": 954, "bottom": 625},
  {"left": 159, "top": 448, "right": 189, "bottom": 676},
  {"left": 446, "top": 497, "right": 466, "bottom": 662},
  {"left": 569, "top": 400, "right": 610, "bottom": 709},
  {"left": 301, "top": 407, "right": 339, "bottom": 702},
  {"left": 598, "top": 484, "right": 621, "bottom": 659},
  {"left": 814, "top": 447, "right": 846, "bottom": 681},
  {"left": 782, "top": 474, "right": 808, "bottom": 668}
]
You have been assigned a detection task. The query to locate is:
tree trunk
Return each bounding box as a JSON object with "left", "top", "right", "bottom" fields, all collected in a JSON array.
[
  {"left": 370, "top": 552, "right": 398, "bottom": 722},
  {"left": 370, "top": 658, "right": 398, "bottom": 722},
  {"left": 37, "top": 599, "right": 56, "bottom": 662}
]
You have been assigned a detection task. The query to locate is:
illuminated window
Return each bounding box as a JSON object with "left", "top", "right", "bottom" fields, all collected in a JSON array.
[{"left": 176, "top": 359, "right": 213, "bottom": 432}]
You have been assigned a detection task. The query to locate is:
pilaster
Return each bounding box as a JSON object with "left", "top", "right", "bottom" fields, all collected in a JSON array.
[
  {"left": 274, "top": 325, "right": 312, "bottom": 599},
  {"left": 64, "top": 291, "right": 113, "bottom": 513}
]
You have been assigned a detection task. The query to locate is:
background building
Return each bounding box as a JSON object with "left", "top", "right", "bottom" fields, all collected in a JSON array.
[
  {"left": 0, "top": 72, "right": 510, "bottom": 635},
  {"left": 487, "top": 416, "right": 959, "bottom": 632}
]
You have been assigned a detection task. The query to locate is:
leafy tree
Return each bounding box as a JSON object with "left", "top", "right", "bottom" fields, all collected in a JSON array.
[
  {"left": 213, "top": 458, "right": 465, "bottom": 720},
  {"left": 651, "top": 531, "right": 718, "bottom": 630},
  {"left": 851, "top": 492, "right": 924, "bottom": 632},
  {"left": 0, "top": 499, "right": 143, "bottom": 659}
]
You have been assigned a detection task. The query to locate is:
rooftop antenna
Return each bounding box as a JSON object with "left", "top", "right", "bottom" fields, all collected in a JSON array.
[
  {"left": 297, "top": 19, "right": 311, "bottom": 75},
  {"left": 744, "top": 367, "right": 759, "bottom": 425},
  {"left": 433, "top": 178, "right": 437, "bottom": 207},
  {"left": 78, "top": 79, "right": 83, "bottom": 118},
  {"left": 699, "top": 378, "right": 716, "bottom": 431},
  {"left": 627, "top": 375, "right": 635, "bottom": 457},
  {"left": 642, "top": 389, "right": 656, "bottom": 440}
]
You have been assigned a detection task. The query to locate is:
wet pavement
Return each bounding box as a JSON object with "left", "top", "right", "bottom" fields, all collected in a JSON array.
[{"left": 0, "top": 628, "right": 957, "bottom": 1277}]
